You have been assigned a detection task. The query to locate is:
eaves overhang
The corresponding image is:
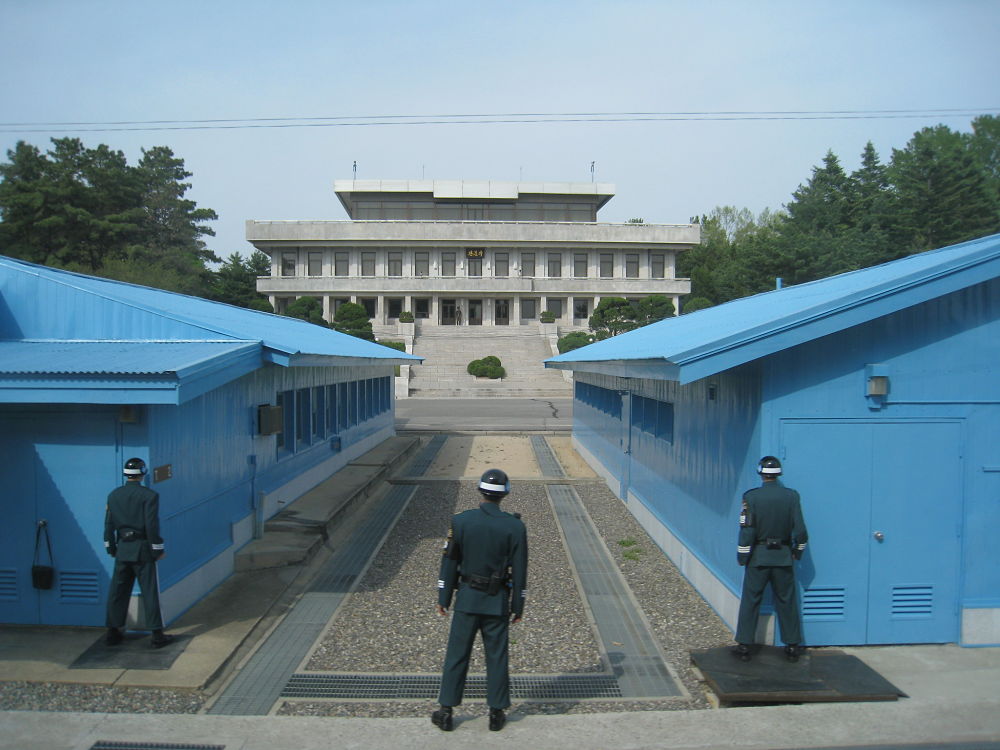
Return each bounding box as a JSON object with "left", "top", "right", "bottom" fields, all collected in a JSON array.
[
  {"left": 0, "top": 340, "right": 263, "bottom": 405},
  {"left": 666, "top": 248, "right": 1000, "bottom": 384},
  {"left": 545, "top": 358, "right": 681, "bottom": 381},
  {"left": 264, "top": 351, "right": 422, "bottom": 368}
]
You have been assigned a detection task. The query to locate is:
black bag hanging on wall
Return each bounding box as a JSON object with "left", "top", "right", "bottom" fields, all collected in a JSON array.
[{"left": 32, "top": 521, "right": 54, "bottom": 590}]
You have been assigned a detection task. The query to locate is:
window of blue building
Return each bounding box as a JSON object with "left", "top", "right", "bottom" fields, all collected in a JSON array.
[
  {"left": 313, "top": 386, "right": 325, "bottom": 439},
  {"left": 296, "top": 388, "right": 312, "bottom": 446}
]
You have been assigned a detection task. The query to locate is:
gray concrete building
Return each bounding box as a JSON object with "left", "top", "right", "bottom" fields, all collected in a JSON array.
[{"left": 248, "top": 180, "right": 697, "bottom": 330}]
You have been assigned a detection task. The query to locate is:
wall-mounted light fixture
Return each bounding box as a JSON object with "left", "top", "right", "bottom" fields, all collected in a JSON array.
[{"left": 865, "top": 364, "right": 890, "bottom": 410}]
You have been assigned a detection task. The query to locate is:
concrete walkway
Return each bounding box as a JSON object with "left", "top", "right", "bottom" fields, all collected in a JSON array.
[{"left": 2, "top": 432, "right": 999, "bottom": 749}]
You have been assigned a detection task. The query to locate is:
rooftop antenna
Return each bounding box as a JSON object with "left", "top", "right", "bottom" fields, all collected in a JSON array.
[
  {"left": 353, "top": 160, "right": 357, "bottom": 179},
  {"left": 590, "top": 161, "right": 595, "bottom": 183},
  {"left": 422, "top": 164, "right": 425, "bottom": 179}
]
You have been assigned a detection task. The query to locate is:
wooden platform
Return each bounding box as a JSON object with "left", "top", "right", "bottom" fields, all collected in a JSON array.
[{"left": 691, "top": 646, "right": 906, "bottom": 705}]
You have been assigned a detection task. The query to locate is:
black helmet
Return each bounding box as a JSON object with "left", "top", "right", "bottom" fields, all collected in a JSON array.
[
  {"left": 478, "top": 468, "right": 510, "bottom": 500},
  {"left": 123, "top": 457, "right": 147, "bottom": 477},
  {"left": 758, "top": 456, "right": 782, "bottom": 476}
]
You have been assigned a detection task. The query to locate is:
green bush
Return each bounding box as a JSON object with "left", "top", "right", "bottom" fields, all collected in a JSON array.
[
  {"left": 285, "top": 296, "right": 328, "bottom": 327},
  {"left": 557, "top": 331, "right": 595, "bottom": 353},
  {"left": 681, "top": 296, "right": 714, "bottom": 314},
  {"left": 332, "top": 301, "right": 375, "bottom": 341},
  {"left": 467, "top": 356, "right": 505, "bottom": 379},
  {"left": 540, "top": 310, "right": 556, "bottom": 323},
  {"left": 398, "top": 310, "right": 414, "bottom": 322},
  {"left": 379, "top": 340, "right": 407, "bottom": 352}
]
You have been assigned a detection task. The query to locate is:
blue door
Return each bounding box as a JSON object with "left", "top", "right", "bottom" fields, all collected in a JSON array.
[
  {"left": 781, "top": 420, "right": 962, "bottom": 645},
  {"left": 0, "top": 411, "right": 119, "bottom": 626}
]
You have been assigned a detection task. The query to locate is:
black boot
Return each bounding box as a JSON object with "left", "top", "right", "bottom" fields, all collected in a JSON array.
[
  {"left": 489, "top": 708, "right": 506, "bottom": 732},
  {"left": 105, "top": 628, "right": 123, "bottom": 646},
  {"left": 431, "top": 706, "right": 453, "bottom": 731},
  {"left": 784, "top": 644, "right": 802, "bottom": 662},
  {"left": 151, "top": 630, "right": 174, "bottom": 649},
  {"left": 734, "top": 643, "right": 752, "bottom": 662}
]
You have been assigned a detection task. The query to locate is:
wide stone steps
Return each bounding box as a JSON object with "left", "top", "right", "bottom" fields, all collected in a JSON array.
[{"left": 408, "top": 329, "right": 570, "bottom": 398}]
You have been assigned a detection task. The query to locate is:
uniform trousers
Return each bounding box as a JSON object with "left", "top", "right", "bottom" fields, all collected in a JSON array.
[
  {"left": 735, "top": 564, "right": 802, "bottom": 645},
  {"left": 106, "top": 559, "right": 164, "bottom": 631},
  {"left": 438, "top": 610, "right": 510, "bottom": 709}
]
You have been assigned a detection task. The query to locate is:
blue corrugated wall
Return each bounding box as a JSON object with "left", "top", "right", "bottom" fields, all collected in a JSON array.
[
  {"left": 573, "top": 364, "right": 762, "bottom": 599},
  {"left": 148, "top": 363, "right": 394, "bottom": 599},
  {"left": 760, "top": 278, "right": 1000, "bottom": 622},
  {"left": 570, "top": 277, "right": 1000, "bottom": 645}
]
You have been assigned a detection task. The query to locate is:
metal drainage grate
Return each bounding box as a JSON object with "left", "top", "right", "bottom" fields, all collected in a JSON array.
[
  {"left": 531, "top": 435, "right": 565, "bottom": 477},
  {"left": 282, "top": 673, "right": 621, "bottom": 701},
  {"left": 548, "top": 484, "right": 684, "bottom": 699},
  {"left": 91, "top": 743, "right": 224, "bottom": 750},
  {"left": 407, "top": 434, "right": 448, "bottom": 476},
  {"left": 208, "top": 484, "right": 417, "bottom": 716}
]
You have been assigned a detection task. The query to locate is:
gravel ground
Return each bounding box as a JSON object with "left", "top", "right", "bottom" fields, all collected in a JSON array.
[
  {"left": 280, "top": 476, "right": 733, "bottom": 718},
  {"left": 0, "top": 681, "right": 205, "bottom": 713}
]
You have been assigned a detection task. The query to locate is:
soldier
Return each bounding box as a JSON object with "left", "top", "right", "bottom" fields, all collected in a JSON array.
[
  {"left": 432, "top": 468, "right": 528, "bottom": 733},
  {"left": 735, "top": 456, "right": 808, "bottom": 662},
  {"left": 103, "top": 457, "right": 173, "bottom": 649}
]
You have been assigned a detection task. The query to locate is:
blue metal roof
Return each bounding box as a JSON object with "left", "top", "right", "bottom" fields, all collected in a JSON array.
[
  {"left": 0, "top": 340, "right": 263, "bottom": 405},
  {"left": 0, "top": 256, "right": 421, "bottom": 367},
  {"left": 0, "top": 255, "right": 421, "bottom": 404},
  {"left": 0, "top": 340, "right": 260, "bottom": 375},
  {"left": 547, "top": 233, "right": 1000, "bottom": 384}
]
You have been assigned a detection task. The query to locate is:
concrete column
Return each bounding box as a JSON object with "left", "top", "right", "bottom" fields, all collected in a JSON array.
[
  {"left": 322, "top": 294, "right": 332, "bottom": 323},
  {"left": 431, "top": 296, "right": 440, "bottom": 326},
  {"left": 375, "top": 296, "right": 385, "bottom": 325},
  {"left": 513, "top": 296, "right": 521, "bottom": 324}
]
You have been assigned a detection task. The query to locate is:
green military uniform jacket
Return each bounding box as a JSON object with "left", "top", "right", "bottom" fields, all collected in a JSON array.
[
  {"left": 104, "top": 482, "right": 164, "bottom": 562},
  {"left": 737, "top": 479, "right": 808, "bottom": 567},
  {"left": 438, "top": 502, "right": 528, "bottom": 617}
]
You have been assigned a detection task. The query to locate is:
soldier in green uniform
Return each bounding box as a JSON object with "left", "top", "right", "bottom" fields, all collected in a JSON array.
[
  {"left": 735, "top": 456, "right": 808, "bottom": 662},
  {"left": 432, "top": 468, "right": 528, "bottom": 733},
  {"left": 103, "top": 457, "right": 173, "bottom": 648}
]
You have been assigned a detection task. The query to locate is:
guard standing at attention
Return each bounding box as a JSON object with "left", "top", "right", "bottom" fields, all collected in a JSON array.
[
  {"left": 432, "top": 468, "right": 528, "bottom": 733},
  {"left": 104, "top": 457, "right": 173, "bottom": 649},
  {"left": 735, "top": 456, "right": 808, "bottom": 662}
]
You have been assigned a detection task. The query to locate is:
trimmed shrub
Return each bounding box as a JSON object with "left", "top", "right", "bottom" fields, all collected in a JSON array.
[
  {"left": 557, "top": 331, "right": 595, "bottom": 353},
  {"left": 540, "top": 310, "right": 556, "bottom": 323},
  {"left": 467, "top": 356, "right": 505, "bottom": 379},
  {"left": 681, "top": 296, "right": 714, "bottom": 314},
  {"left": 398, "top": 310, "right": 414, "bottom": 322}
]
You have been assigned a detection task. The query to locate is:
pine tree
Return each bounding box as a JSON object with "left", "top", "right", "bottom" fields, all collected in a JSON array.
[{"left": 889, "top": 125, "right": 997, "bottom": 251}]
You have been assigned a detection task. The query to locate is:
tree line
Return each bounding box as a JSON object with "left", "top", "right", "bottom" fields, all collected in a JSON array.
[
  {"left": 680, "top": 115, "right": 1000, "bottom": 311},
  {"left": 1, "top": 118, "right": 998, "bottom": 331},
  {"left": 0, "top": 137, "right": 272, "bottom": 310}
]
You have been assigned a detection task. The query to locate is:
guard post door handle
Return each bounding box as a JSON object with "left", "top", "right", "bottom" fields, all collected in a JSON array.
[{"left": 873, "top": 531, "right": 885, "bottom": 542}]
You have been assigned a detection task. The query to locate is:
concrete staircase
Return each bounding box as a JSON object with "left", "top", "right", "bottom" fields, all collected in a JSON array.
[
  {"left": 408, "top": 326, "right": 572, "bottom": 398},
  {"left": 234, "top": 436, "right": 421, "bottom": 571}
]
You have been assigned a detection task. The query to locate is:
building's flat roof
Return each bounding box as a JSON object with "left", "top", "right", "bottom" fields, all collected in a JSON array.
[
  {"left": 334, "top": 179, "right": 616, "bottom": 213},
  {"left": 246, "top": 219, "right": 699, "bottom": 247}
]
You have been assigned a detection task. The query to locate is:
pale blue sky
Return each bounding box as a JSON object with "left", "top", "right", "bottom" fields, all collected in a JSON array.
[{"left": 1, "top": 0, "right": 998, "bottom": 258}]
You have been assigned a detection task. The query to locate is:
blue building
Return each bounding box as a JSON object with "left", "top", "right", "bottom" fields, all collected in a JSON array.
[
  {"left": 0, "top": 256, "right": 418, "bottom": 627},
  {"left": 547, "top": 234, "right": 1000, "bottom": 647}
]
